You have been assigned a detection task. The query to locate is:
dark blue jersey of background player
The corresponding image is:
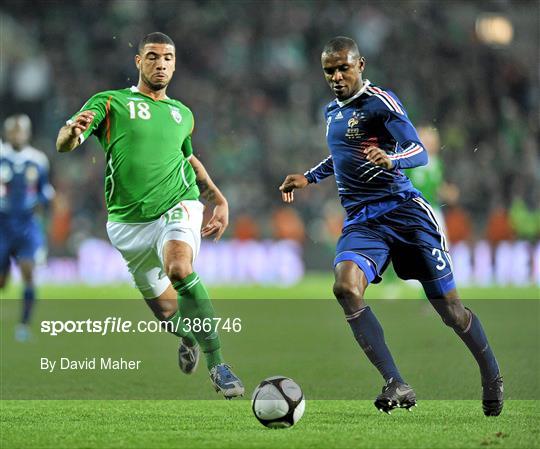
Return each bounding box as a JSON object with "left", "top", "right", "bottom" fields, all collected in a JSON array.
[
  {"left": 0, "top": 114, "right": 54, "bottom": 342},
  {"left": 0, "top": 142, "right": 53, "bottom": 221},
  {"left": 304, "top": 79, "right": 427, "bottom": 226},
  {"left": 0, "top": 138, "right": 53, "bottom": 252}
]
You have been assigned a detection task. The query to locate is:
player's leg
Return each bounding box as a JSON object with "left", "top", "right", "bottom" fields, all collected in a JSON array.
[
  {"left": 162, "top": 240, "right": 223, "bottom": 366},
  {"left": 333, "top": 229, "right": 416, "bottom": 412},
  {"left": 0, "top": 225, "right": 9, "bottom": 289},
  {"left": 14, "top": 220, "right": 42, "bottom": 342},
  {"left": 334, "top": 260, "right": 405, "bottom": 383},
  {"left": 143, "top": 285, "right": 200, "bottom": 374},
  {"left": 163, "top": 241, "right": 244, "bottom": 398},
  {"left": 0, "top": 260, "right": 9, "bottom": 289},
  {"left": 0, "top": 253, "right": 31, "bottom": 342},
  {"left": 424, "top": 286, "right": 503, "bottom": 416},
  {"left": 0, "top": 271, "right": 8, "bottom": 288},
  {"left": 13, "top": 260, "right": 35, "bottom": 342},
  {"left": 106, "top": 220, "right": 200, "bottom": 374},
  {"left": 144, "top": 285, "right": 177, "bottom": 320},
  {"left": 0, "top": 243, "right": 23, "bottom": 339},
  {"left": 394, "top": 196, "right": 502, "bottom": 415},
  {"left": 425, "top": 286, "right": 500, "bottom": 383},
  {"left": 159, "top": 201, "right": 243, "bottom": 398},
  {"left": 18, "top": 259, "right": 36, "bottom": 327}
]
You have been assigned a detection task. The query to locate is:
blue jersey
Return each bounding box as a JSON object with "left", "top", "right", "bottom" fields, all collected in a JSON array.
[
  {"left": 0, "top": 141, "right": 54, "bottom": 268},
  {"left": 0, "top": 141, "right": 53, "bottom": 269},
  {"left": 304, "top": 80, "right": 427, "bottom": 226},
  {"left": 0, "top": 142, "right": 54, "bottom": 220}
]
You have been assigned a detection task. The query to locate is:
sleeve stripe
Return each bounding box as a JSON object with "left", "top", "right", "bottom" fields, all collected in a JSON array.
[
  {"left": 368, "top": 86, "right": 404, "bottom": 114},
  {"left": 105, "top": 95, "right": 112, "bottom": 144},
  {"left": 388, "top": 144, "right": 424, "bottom": 160},
  {"left": 367, "top": 86, "right": 404, "bottom": 115},
  {"left": 366, "top": 89, "right": 396, "bottom": 113},
  {"left": 307, "top": 155, "right": 332, "bottom": 173}
]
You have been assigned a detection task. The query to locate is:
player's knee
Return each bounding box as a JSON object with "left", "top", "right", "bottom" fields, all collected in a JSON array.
[
  {"left": 333, "top": 279, "right": 363, "bottom": 303},
  {"left": 19, "top": 262, "right": 34, "bottom": 285},
  {"left": 21, "top": 273, "right": 34, "bottom": 285},
  {"left": 165, "top": 261, "right": 193, "bottom": 284}
]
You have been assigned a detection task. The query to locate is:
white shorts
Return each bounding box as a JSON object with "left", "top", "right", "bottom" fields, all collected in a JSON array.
[{"left": 106, "top": 200, "right": 204, "bottom": 299}]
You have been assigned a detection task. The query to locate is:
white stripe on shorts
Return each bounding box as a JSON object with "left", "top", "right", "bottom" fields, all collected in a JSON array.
[{"left": 412, "top": 197, "right": 448, "bottom": 252}]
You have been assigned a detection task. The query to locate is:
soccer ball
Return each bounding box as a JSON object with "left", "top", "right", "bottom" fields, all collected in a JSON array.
[{"left": 251, "top": 376, "right": 305, "bottom": 428}]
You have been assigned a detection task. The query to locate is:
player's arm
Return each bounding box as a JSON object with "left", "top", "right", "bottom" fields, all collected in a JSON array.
[
  {"left": 56, "top": 93, "right": 108, "bottom": 153},
  {"left": 279, "top": 156, "right": 334, "bottom": 203},
  {"left": 383, "top": 113, "right": 428, "bottom": 170},
  {"left": 365, "top": 94, "right": 428, "bottom": 170},
  {"left": 33, "top": 163, "right": 55, "bottom": 233},
  {"left": 37, "top": 159, "right": 55, "bottom": 209},
  {"left": 189, "top": 155, "right": 229, "bottom": 241},
  {"left": 56, "top": 112, "right": 96, "bottom": 152}
]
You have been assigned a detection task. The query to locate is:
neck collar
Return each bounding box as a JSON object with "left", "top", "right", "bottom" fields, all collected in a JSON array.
[
  {"left": 130, "top": 85, "right": 169, "bottom": 100},
  {"left": 336, "top": 80, "right": 371, "bottom": 107}
]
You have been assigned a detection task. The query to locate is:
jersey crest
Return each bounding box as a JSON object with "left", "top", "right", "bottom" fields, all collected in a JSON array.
[{"left": 170, "top": 106, "right": 182, "bottom": 124}]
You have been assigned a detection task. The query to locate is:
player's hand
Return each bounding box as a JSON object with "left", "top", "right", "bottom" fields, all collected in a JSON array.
[
  {"left": 69, "top": 111, "right": 96, "bottom": 137},
  {"left": 202, "top": 202, "right": 228, "bottom": 241},
  {"left": 279, "top": 174, "right": 309, "bottom": 203},
  {"left": 364, "top": 146, "right": 393, "bottom": 169}
]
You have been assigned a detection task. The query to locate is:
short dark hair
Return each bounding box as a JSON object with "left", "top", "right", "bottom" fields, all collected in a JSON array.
[
  {"left": 322, "top": 36, "right": 360, "bottom": 58},
  {"left": 138, "top": 32, "right": 175, "bottom": 54}
]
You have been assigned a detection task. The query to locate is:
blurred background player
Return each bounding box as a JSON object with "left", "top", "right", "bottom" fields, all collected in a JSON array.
[
  {"left": 0, "top": 114, "right": 54, "bottom": 341},
  {"left": 405, "top": 125, "right": 460, "bottom": 233}
]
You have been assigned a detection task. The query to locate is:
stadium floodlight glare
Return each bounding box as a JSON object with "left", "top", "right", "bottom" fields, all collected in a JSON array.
[{"left": 475, "top": 14, "right": 514, "bottom": 46}]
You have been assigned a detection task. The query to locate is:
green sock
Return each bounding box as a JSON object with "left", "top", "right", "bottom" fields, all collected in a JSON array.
[
  {"left": 165, "top": 310, "right": 196, "bottom": 346},
  {"left": 173, "top": 272, "right": 224, "bottom": 370}
]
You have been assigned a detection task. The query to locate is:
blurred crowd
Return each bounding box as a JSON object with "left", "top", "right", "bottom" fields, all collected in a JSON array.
[{"left": 1, "top": 0, "right": 538, "bottom": 258}]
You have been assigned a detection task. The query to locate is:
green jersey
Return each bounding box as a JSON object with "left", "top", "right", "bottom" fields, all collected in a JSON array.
[
  {"left": 405, "top": 156, "right": 443, "bottom": 206},
  {"left": 70, "top": 86, "right": 199, "bottom": 223}
]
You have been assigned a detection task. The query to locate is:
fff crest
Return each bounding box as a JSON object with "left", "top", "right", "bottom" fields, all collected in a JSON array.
[{"left": 348, "top": 117, "right": 359, "bottom": 128}]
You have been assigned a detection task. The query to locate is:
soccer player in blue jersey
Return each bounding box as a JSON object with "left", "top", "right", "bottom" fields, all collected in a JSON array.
[
  {"left": 1, "top": 115, "right": 54, "bottom": 341},
  {"left": 279, "top": 37, "right": 503, "bottom": 416}
]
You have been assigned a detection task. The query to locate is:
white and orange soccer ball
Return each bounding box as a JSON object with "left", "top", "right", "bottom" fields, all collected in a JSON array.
[{"left": 251, "top": 376, "right": 306, "bottom": 428}]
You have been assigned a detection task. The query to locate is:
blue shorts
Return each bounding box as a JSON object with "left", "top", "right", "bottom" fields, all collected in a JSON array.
[
  {"left": 335, "top": 196, "right": 453, "bottom": 285},
  {"left": 0, "top": 217, "right": 43, "bottom": 274}
]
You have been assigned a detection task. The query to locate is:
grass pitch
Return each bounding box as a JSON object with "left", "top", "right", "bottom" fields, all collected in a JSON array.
[
  {"left": 1, "top": 272, "right": 539, "bottom": 299},
  {"left": 1, "top": 275, "right": 539, "bottom": 448},
  {"left": 1, "top": 400, "right": 538, "bottom": 449}
]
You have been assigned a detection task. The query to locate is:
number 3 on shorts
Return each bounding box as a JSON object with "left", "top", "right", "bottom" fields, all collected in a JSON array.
[
  {"left": 164, "top": 208, "right": 184, "bottom": 225},
  {"left": 432, "top": 248, "right": 447, "bottom": 271}
]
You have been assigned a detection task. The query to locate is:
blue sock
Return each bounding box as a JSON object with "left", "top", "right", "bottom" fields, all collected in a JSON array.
[
  {"left": 346, "top": 306, "right": 404, "bottom": 383},
  {"left": 457, "top": 309, "right": 500, "bottom": 383},
  {"left": 22, "top": 286, "right": 35, "bottom": 324}
]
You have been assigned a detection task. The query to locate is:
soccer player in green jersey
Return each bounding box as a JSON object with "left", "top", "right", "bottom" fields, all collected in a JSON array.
[
  {"left": 56, "top": 32, "right": 244, "bottom": 398},
  {"left": 405, "top": 126, "right": 446, "bottom": 231}
]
